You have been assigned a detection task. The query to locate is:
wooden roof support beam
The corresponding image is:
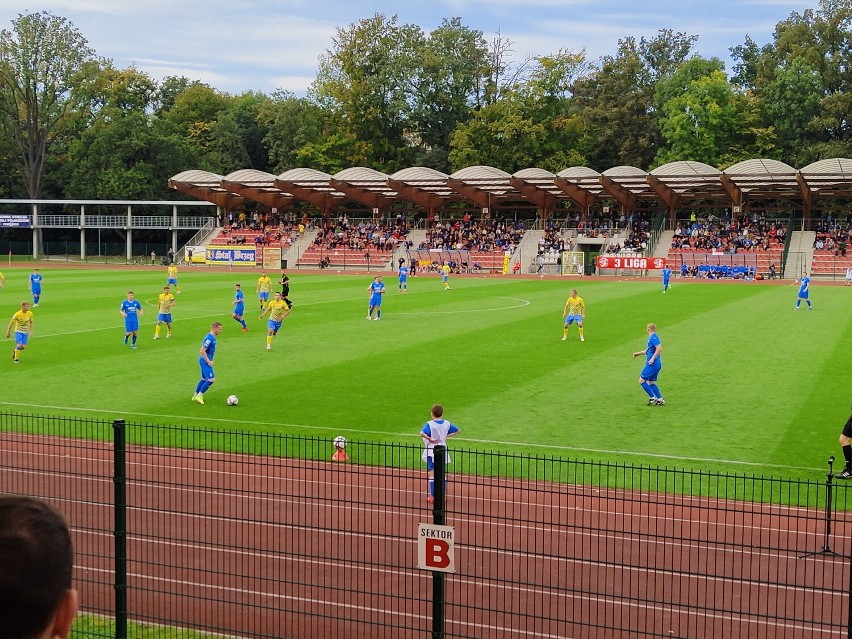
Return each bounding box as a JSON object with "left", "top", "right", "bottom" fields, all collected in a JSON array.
[
  {"left": 509, "top": 178, "right": 558, "bottom": 210},
  {"left": 221, "top": 181, "right": 293, "bottom": 209},
  {"left": 599, "top": 176, "right": 635, "bottom": 212},
  {"left": 447, "top": 178, "right": 492, "bottom": 208},
  {"left": 388, "top": 179, "right": 446, "bottom": 211},
  {"left": 647, "top": 175, "right": 680, "bottom": 226},
  {"left": 330, "top": 179, "right": 391, "bottom": 209},
  {"left": 274, "top": 179, "right": 339, "bottom": 213},
  {"left": 796, "top": 173, "right": 812, "bottom": 222},
  {"left": 719, "top": 175, "right": 743, "bottom": 211},
  {"left": 553, "top": 177, "right": 597, "bottom": 210}
]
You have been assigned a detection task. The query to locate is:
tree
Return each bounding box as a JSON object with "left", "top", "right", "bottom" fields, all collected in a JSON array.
[
  {"left": 0, "top": 11, "right": 100, "bottom": 197},
  {"left": 574, "top": 30, "right": 697, "bottom": 170},
  {"left": 408, "top": 18, "right": 489, "bottom": 171},
  {"left": 731, "top": 0, "right": 852, "bottom": 162},
  {"left": 61, "top": 65, "right": 195, "bottom": 199},
  {"left": 257, "top": 90, "right": 331, "bottom": 174},
  {"left": 654, "top": 58, "right": 741, "bottom": 167},
  {"left": 311, "top": 13, "right": 424, "bottom": 171},
  {"left": 449, "top": 50, "right": 590, "bottom": 172}
]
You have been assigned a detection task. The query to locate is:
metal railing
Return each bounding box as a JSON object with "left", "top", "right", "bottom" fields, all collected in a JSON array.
[{"left": 1, "top": 412, "right": 849, "bottom": 639}]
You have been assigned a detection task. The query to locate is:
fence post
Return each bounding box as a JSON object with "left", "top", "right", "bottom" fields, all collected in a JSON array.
[
  {"left": 432, "top": 444, "right": 447, "bottom": 639},
  {"left": 113, "top": 419, "right": 128, "bottom": 639}
]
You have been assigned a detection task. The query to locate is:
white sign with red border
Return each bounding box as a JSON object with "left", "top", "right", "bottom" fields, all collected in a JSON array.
[{"left": 417, "top": 523, "right": 456, "bottom": 573}]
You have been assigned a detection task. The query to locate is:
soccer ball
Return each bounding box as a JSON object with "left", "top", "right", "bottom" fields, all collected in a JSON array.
[
  {"left": 227, "top": 395, "right": 239, "bottom": 406},
  {"left": 333, "top": 435, "right": 346, "bottom": 449}
]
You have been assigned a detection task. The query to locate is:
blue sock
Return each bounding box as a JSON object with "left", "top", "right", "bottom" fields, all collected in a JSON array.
[
  {"left": 124, "top": 335, "right": 128, "bottom": 344},
  {"left": 195, "top": 380, "right": 205, "bottom": 393},
  {"left": 641, "top": 382, "right": 654, "bottom": 397},
  {"left": 241, "top": 319, "right": 247, "bottom": 328},
  {"left": 131, "top": 335, "right": 137, "bottom": 346},
  {"left": 649, "top": 384, "right": 662, "bottom": 399},
  {"left": 200, "top": 380, "right": 213, "bottom": 394},
  {"left": 428, "top": 479, "right": 435, "bottom": 497},
  {"left": 807, "top": 300, "right": 812, "bottom": 308},
  {"left": 377, "top": 310, "right": 381, "bottom": 318},
  {"left": 796, "top": 300, "right": 801, "bottom": 307}
]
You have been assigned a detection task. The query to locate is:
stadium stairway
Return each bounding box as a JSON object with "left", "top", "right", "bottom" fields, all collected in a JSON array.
[
  {"left": 515, "top": 230, "right": 544, "bottom": 273},
  {"left": 653, "top": 230, "right": 675, "bottom": 259},
  {"left": 784, "top": 231, "right": 815, "bottom": 278},
  {"left": 285, "top": 229, "right": 321, "bottom": 268}
]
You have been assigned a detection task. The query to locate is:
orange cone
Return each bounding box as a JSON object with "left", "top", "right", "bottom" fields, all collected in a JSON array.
[{"left": 332, "top": 448, "right": 349, "bottom": 462}]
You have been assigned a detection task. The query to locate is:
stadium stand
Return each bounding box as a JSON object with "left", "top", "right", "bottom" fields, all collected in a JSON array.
[
  {"left": 666, "top": 214, "right": 786, "bottom": 277},
  {"left": 420, "top": 216, "right": 527, "bottom": 272},
  {"left": 810, "top": 217, "right": 852, "bottom": 275},
  {"left": 295, "top": 215, "right": 411, "bottom": 269}
]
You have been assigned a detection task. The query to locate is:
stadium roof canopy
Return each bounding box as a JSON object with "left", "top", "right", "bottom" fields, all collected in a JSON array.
[{"left": 169, "top": 159, "right": 852, "bottom": 219}]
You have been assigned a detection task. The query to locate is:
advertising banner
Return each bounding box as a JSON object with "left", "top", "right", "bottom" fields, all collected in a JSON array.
[
  {"left": 595, "top": 256, "right": 667, "bottom": 270},
  {"left": 205, "top": 246, "right": 257, "bottom": 265},
  {"left": 0, "top": 214, "right": 32, "bottom": 228}
]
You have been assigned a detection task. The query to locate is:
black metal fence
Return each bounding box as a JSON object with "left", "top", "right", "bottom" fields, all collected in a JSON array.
[{"left": 1, "top": 412, "right": 850, "bottom": 639}]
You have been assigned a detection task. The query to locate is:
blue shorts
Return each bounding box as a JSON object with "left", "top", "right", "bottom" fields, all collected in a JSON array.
[
  {"left": 124, "top": 318, "right": 139, "bottom": 332},
  {"left": 564, "top": 315, "right": 583, "bottom": 325},
  {"left": 268, "top": 319, "right": 282, "bottom": 333},
  {"left": 167, "top": 278, "right": 177, "bottom": 286},
  {"left": 370, "top": 295, "right": 382, "bottom": 307},
  {"left": 399, "top": 276, "right": 407, "bottom": 284},
  {"left": 641, "top": 362, "right": 662, "bottom": 382},
  {"left": 14, "top": 331, "right": 28, "bottom": 346},
  {"left": 31, "top": 287, "right": 41, "bottom": 295},
  {"left": 234, "top": 303, "right": 245, "bottom": 316},
  {"left": 157, "top": 313, "right": 172, "bottom": 323},
  {"left": 259, "top": 292, "right": 269, "bottom": 301},
  {"left": 798, "top": 291, "right": 809, "bottom": 299},
  {"left": 442, "top": 275, "right": 449, "bottom": 282},
  {"left": 198, "top": 360, "right": 214, "bottom": 380}
]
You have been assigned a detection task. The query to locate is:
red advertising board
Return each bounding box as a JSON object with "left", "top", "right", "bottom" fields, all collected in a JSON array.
[{"left": 595, "top": 256, "right": 668, "bottom": 270}]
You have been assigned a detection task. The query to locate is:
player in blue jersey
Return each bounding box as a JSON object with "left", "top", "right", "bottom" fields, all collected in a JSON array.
[
  {"left": 367, "top": 275, "right": 385, "bottom": 320},
  {"left": 398, "top": 261, "right": 409, "bottom": 292},
  {"left": 29, "top": 268, "right": 43, "bottom": 306},
  {"left": 420, "top": 404, "right": 461, "bottom": 504},
  {"left": 192, "top": 322, "right": 222, "bottom": 405},
  {"left": 680, "top": 262, "right": 688, "bottom": 278},
  {"left": 633, "top": 323, "right": 664, "bottom": 405},
  {"left": 120, "top": 291, "right": 143, "bottom": 349},
  {"left": 232, "top": 284, "right": 248, "bottom": 332},
  {"left": 661, "top": 266, "right": 672, "bottom": 293},
  {"left": 795, "top": 272, "right": 813, "bottom": 310}
]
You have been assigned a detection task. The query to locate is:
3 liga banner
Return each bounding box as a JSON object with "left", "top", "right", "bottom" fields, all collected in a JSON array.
[{"left": 595, "top": 256, "right": 668, "bottom": 270}]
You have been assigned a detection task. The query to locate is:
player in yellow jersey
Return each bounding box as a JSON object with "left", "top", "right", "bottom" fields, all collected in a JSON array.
[
  {"left": 441, "top": 263, "right": 451, "bottom": 290},
  {"left": 166, "top": 263, "right": 180, "bottom": 293},
  {"left": 0, "top": 270, "right": 5, "bottom": 288},
  {"left": 256, "top": 272, "right": 272, "bottom": 310},
  {"left": 562, "top": 289, "right": 586, "bottom": 342},
  {"left": 154, "top": 286, "right": 176, "bottom": 339},
  {"left": 258, "top": 292, "right": 290, "bottom": 351},
  {"left": 6, "top": 301, "right": 34, "bottom": 363}
]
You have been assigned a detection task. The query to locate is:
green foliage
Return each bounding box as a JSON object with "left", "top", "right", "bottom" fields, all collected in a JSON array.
[
  {"left": 0, "top": 11, "right": 100, "bottom": 197},
  {"left": 654, "top": 58, "right": 742, "bottom": 166},
  {"left": 1, "top": 267, "right": 849, "bottom": 482},
  {"left": 312, "top": 13, "right": 424, "bottom": 171}
]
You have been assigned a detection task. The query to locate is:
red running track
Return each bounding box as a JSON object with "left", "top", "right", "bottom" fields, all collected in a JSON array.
[{"left": 0, "top": 432, "right": 848, "bottom": 638}]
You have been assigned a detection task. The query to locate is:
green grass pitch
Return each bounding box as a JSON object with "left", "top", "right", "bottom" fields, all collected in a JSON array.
[{"left": 0, "top": 265, "right": 849, "bottom": 481}]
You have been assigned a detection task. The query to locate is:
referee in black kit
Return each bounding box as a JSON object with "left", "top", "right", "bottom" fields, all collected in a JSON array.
[{"left": 279, "top": 271, "right": 293, "bottom": 309}]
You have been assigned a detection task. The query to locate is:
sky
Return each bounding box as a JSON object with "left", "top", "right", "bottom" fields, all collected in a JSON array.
[{"left": 0, "top": 0, "right": 823, "bottom": 95}]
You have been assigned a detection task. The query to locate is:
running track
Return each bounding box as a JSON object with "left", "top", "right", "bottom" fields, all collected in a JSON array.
[{"left": 1, "top": 431, "right": 849, "bottom": 639}]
